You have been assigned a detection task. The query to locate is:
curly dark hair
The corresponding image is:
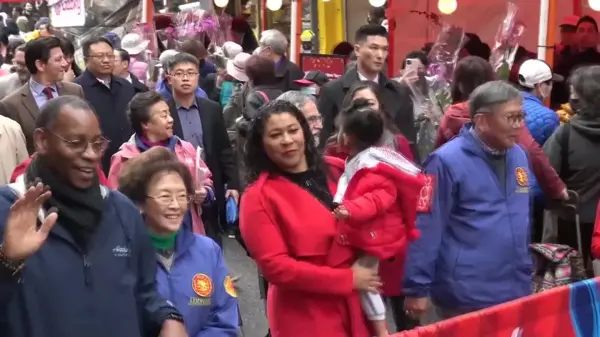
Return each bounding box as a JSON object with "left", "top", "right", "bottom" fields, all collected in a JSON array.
[
  {"left": 244, "top": 100, "right": 326, "bottom": 184},
  {"left": 117, "top": 147, "right": 194, "bottom": 204}
]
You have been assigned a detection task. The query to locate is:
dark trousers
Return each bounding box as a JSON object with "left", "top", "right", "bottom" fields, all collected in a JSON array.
[
  {"left": 202, "top": 204, "right": 223, "bottom": 247},
  {"left": 558, "top": 217, "right": 594, "bottom": 265},
  {"left": 531, "top": 199, "right": 546, "bottom": 243},
  {"left": 385, "top": 296, "right": 419, "bottom": 332}
]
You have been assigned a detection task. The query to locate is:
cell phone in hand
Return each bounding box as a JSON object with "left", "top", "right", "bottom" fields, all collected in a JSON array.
[{"left": 405, "top": 58, "right": 420, "bottom": 73}]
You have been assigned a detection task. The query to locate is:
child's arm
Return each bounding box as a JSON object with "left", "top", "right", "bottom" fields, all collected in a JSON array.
[{"left": 342, "top": 179, "right": 397, "bottom": 223}]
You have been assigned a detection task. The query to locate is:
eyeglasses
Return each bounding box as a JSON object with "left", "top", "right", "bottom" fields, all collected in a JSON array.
[
  {"left": 306, "top": 115, "right": 323, "bottom": 124},
  {"left": 48, "top": 130, "right": 110, "bottom": 154},
  {"left": 147, "top": 194, "right": 192, "bottom": 207},
  {"left": 172, "top": 72, "right": 199, "bottom": 79},
  {"left": 502, "top": 112, "right": 526, "bottom": 125},
  {"left": 88, "top": 54, "right": 115, "bottom": 60}
]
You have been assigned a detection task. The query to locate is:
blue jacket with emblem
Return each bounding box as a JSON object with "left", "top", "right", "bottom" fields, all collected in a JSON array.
[
  {"left": 522, "top": 91, "right": 559, "bottom": 146},
  {"left": 155, "top": 219, "right": 238, "bottom": 337},
  {"left": 0, "top": 181, "right": 179, "bottom": 337},
  {"left": 403, "top": 125, "right": 533, "bottom": 310}
]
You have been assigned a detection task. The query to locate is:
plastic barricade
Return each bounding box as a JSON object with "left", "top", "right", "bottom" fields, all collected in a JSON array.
[{"left": 392, "top": 277, "right": 600, "bottom": 337}]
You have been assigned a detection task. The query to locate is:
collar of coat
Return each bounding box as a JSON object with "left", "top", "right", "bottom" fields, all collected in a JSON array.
[{"left": 342, "top": 67, "right": 395, "bottom": 90}]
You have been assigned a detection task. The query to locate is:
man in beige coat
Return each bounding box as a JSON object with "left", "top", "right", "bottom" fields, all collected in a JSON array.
[
  {"left": 0, "top": 114, "right": 28, "bottom": 184},
  {"left": 0, "top": 37, "right": 84, "bottom": 154}
]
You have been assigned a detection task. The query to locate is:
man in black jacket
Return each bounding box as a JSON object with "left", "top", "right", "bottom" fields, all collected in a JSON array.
[
  {"left": 75, "top": 36, "right": 137, "bottom": 173},
  {"left": 317, "top": 24, "right": 415, "bottom": 149},
  {"left": 165, "top": 53, "right": 239, "bottom": 246}
]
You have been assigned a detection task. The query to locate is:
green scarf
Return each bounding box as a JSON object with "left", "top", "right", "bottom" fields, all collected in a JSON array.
[{"left": 149, "top": 231, "right": 178, "bottom": 250}]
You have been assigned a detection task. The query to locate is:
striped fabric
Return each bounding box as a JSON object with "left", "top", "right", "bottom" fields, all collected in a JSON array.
[{"left": 391, "top": 278, "right": 600, "bottom": 337}]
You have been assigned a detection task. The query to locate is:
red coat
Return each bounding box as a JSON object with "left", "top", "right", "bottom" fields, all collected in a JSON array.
[
  {"left": 240, "top": 157, "right": 370, "bottom": 337},
  {"left": 592, "top": 202, "right": 600, "bottom": 259},
  {"left": 325, "top": 137, "right": 417, "bottom": 297},
  {"left": 325, "top": 133, "right": 413, "bottom": 162},
  {"left": 328, "top": 150, "right": 424, "bottom": 268}
]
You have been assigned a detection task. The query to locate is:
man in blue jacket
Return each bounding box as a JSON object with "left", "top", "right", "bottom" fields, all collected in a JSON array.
[
  {"left": 403, "top": 81, "right": 533, "bottom": 321},
  {"left": 0, "top": 96, "right": 188, "bottom": 337},
  {"left": 518, "top": 58, "right": 562, "bottom": 146}
]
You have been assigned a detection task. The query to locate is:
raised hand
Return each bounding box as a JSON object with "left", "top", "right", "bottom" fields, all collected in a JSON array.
[{"left": 1, "top": 183, "right": 58, "bottom": 262}]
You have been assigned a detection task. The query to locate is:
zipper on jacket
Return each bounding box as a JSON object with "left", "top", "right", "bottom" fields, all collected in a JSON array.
[{"left": 83, "top": 254, "right": 92, "bottom": 287}]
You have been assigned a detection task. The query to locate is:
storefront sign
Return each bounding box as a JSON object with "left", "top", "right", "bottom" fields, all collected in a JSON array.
[
  {"left": 49, "top": 0, "right": 86, "bottom": 27},
  {"left": 300, "top": 53, "right": 346, "bottom": 80}
]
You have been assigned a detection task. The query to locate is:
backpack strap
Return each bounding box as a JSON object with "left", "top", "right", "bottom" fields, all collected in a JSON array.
[
  {"left": 559, "top": 122, "right": 571, "bottom": 180},
  {"left": 256, "top": 90, "right": 269, "bottom": 103}
]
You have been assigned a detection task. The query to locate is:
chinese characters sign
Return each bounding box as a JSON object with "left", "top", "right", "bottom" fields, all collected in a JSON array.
[{"left": 300, "top": 53, "right": 346, "bottom": 80}]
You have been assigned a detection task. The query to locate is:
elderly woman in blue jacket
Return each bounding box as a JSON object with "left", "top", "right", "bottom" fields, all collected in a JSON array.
[{"left": 117, "top": 147, "right": 239, "bottom": 337}]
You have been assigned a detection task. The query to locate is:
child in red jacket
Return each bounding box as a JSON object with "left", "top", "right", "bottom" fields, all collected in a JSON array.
[{"left": 330, "top": 99, "right": 425, "bottom": 337}]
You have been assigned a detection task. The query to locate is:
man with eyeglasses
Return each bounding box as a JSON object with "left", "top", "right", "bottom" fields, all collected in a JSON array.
[
  {"left": 165, "top": 53, "right": 239, "bottom": 247},
  {"left": 0, "top": 95, "right": 188, "bottom": 337},
  {"left": 74, "top": 36, "right": 136, "bottom": 174},
  {"left": 0, "top": 36, "right": 84, "bottom": 155},
  {"left": 403, "top": 82, "right": 534, "bottom": 323},
  {"left": 276, "top": 90, "right": 323, "bottom": 147},
  {"left": 0, "top": 44, "right": 29, "bottom": 100}
]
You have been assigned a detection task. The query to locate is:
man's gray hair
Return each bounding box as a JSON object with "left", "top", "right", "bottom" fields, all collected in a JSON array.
[
  {"left": 468, "top": 80, "right": 522, "bottom": 118},
  {"left": 259, "top": 29, "right": 288, "bottom": 56},
  {"left": 276, "top": 91, "right": 316, "bottom": 111}
]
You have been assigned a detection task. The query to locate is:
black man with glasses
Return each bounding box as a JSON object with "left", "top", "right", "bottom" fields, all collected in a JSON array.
[{"left": 0, "top": 95, "right": 188, "bottom": 337}]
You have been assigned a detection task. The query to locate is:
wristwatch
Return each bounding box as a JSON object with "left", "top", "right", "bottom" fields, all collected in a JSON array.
[
  {"left": 0, "top": 244, "right": 24, "bottom": 277},
  {"left": 165, "top": 313, "right": 184, "bottom": 325}
]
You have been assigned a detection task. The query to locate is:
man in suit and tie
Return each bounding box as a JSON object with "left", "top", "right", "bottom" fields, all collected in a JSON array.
[
  {"left": 166, "top": 52, "right": 239, "bottom": 245},
  {"left": 0, "top": 36, "right": 84, "bottom": 154}
]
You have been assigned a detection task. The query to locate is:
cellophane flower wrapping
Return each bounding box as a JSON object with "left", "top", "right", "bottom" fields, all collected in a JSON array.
[
  {"left": 409, "top": 24, "right": 465, "bottom": 163},
  {"left": 489, "top": 2, "right": 526, "bottom": 80},
  {"left": 157, "top": 9, "right": 232, "bottom": 52}
]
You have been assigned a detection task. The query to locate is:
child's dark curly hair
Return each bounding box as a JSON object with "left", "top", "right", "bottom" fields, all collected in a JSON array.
[{"left": 339, "top": 98, "right": 384, "bottom": 151}]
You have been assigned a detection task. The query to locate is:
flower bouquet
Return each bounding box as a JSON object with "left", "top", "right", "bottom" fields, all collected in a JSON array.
[
  {"left": 158, "top": 9, "right": 232, "bottom": 50},
  {"left": 489, "top": 2, "right": 526, "bottom": 80},
  {"left": 408, "top": 23, "right": 465, "bottom": 162}
]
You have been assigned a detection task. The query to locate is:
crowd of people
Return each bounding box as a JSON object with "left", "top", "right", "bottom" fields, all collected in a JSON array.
[{"left": 1, "top": 5, "right": 600, "bottom": 337}]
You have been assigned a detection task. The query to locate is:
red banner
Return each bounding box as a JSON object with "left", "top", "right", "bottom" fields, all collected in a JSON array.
[
  {"left": 392, "top": 278, "right": 600, "bottom": 337},
  {"left": 299, "top": 53, "right": 346, "bottom": 80}
]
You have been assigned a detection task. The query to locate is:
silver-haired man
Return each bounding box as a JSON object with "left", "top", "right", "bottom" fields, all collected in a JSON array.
[
  {"left": 403, "top": 81, "right": 533, "bottom": 322},
  {"left": 256, "top": 29, "right": 304, "bottom": 91},
  {"left": 277, "top": 91, "right": 323, "bottom": 145}
]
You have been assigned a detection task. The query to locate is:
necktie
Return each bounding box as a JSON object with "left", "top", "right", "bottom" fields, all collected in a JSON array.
[{"left": 42, "top": 87, "right": 54, "bottom": 101}]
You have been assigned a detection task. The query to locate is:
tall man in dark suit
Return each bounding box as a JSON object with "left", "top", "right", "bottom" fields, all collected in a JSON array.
[
  {"left": 317, "top": 24, "right": 415, "bottom": 150},
  {"left": 75, "top": 36, "right": 137, "bottom": 173},
  {"left": 0, "top": 36, "right": 85, "bottom": 154},
  {"left": 166, "top": 52, "right": 239, "bottom": 245},
  {"left": 113, "top": 48, "right": 149, "bottom": 94}
]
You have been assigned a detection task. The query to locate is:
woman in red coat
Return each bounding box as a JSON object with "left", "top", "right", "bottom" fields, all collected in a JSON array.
[
  {"left": 324, "top": 81, "right": 413, "bottom": 161},
  {"left": 240, "top": 100, "right": 379, "bottom": 337}
]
